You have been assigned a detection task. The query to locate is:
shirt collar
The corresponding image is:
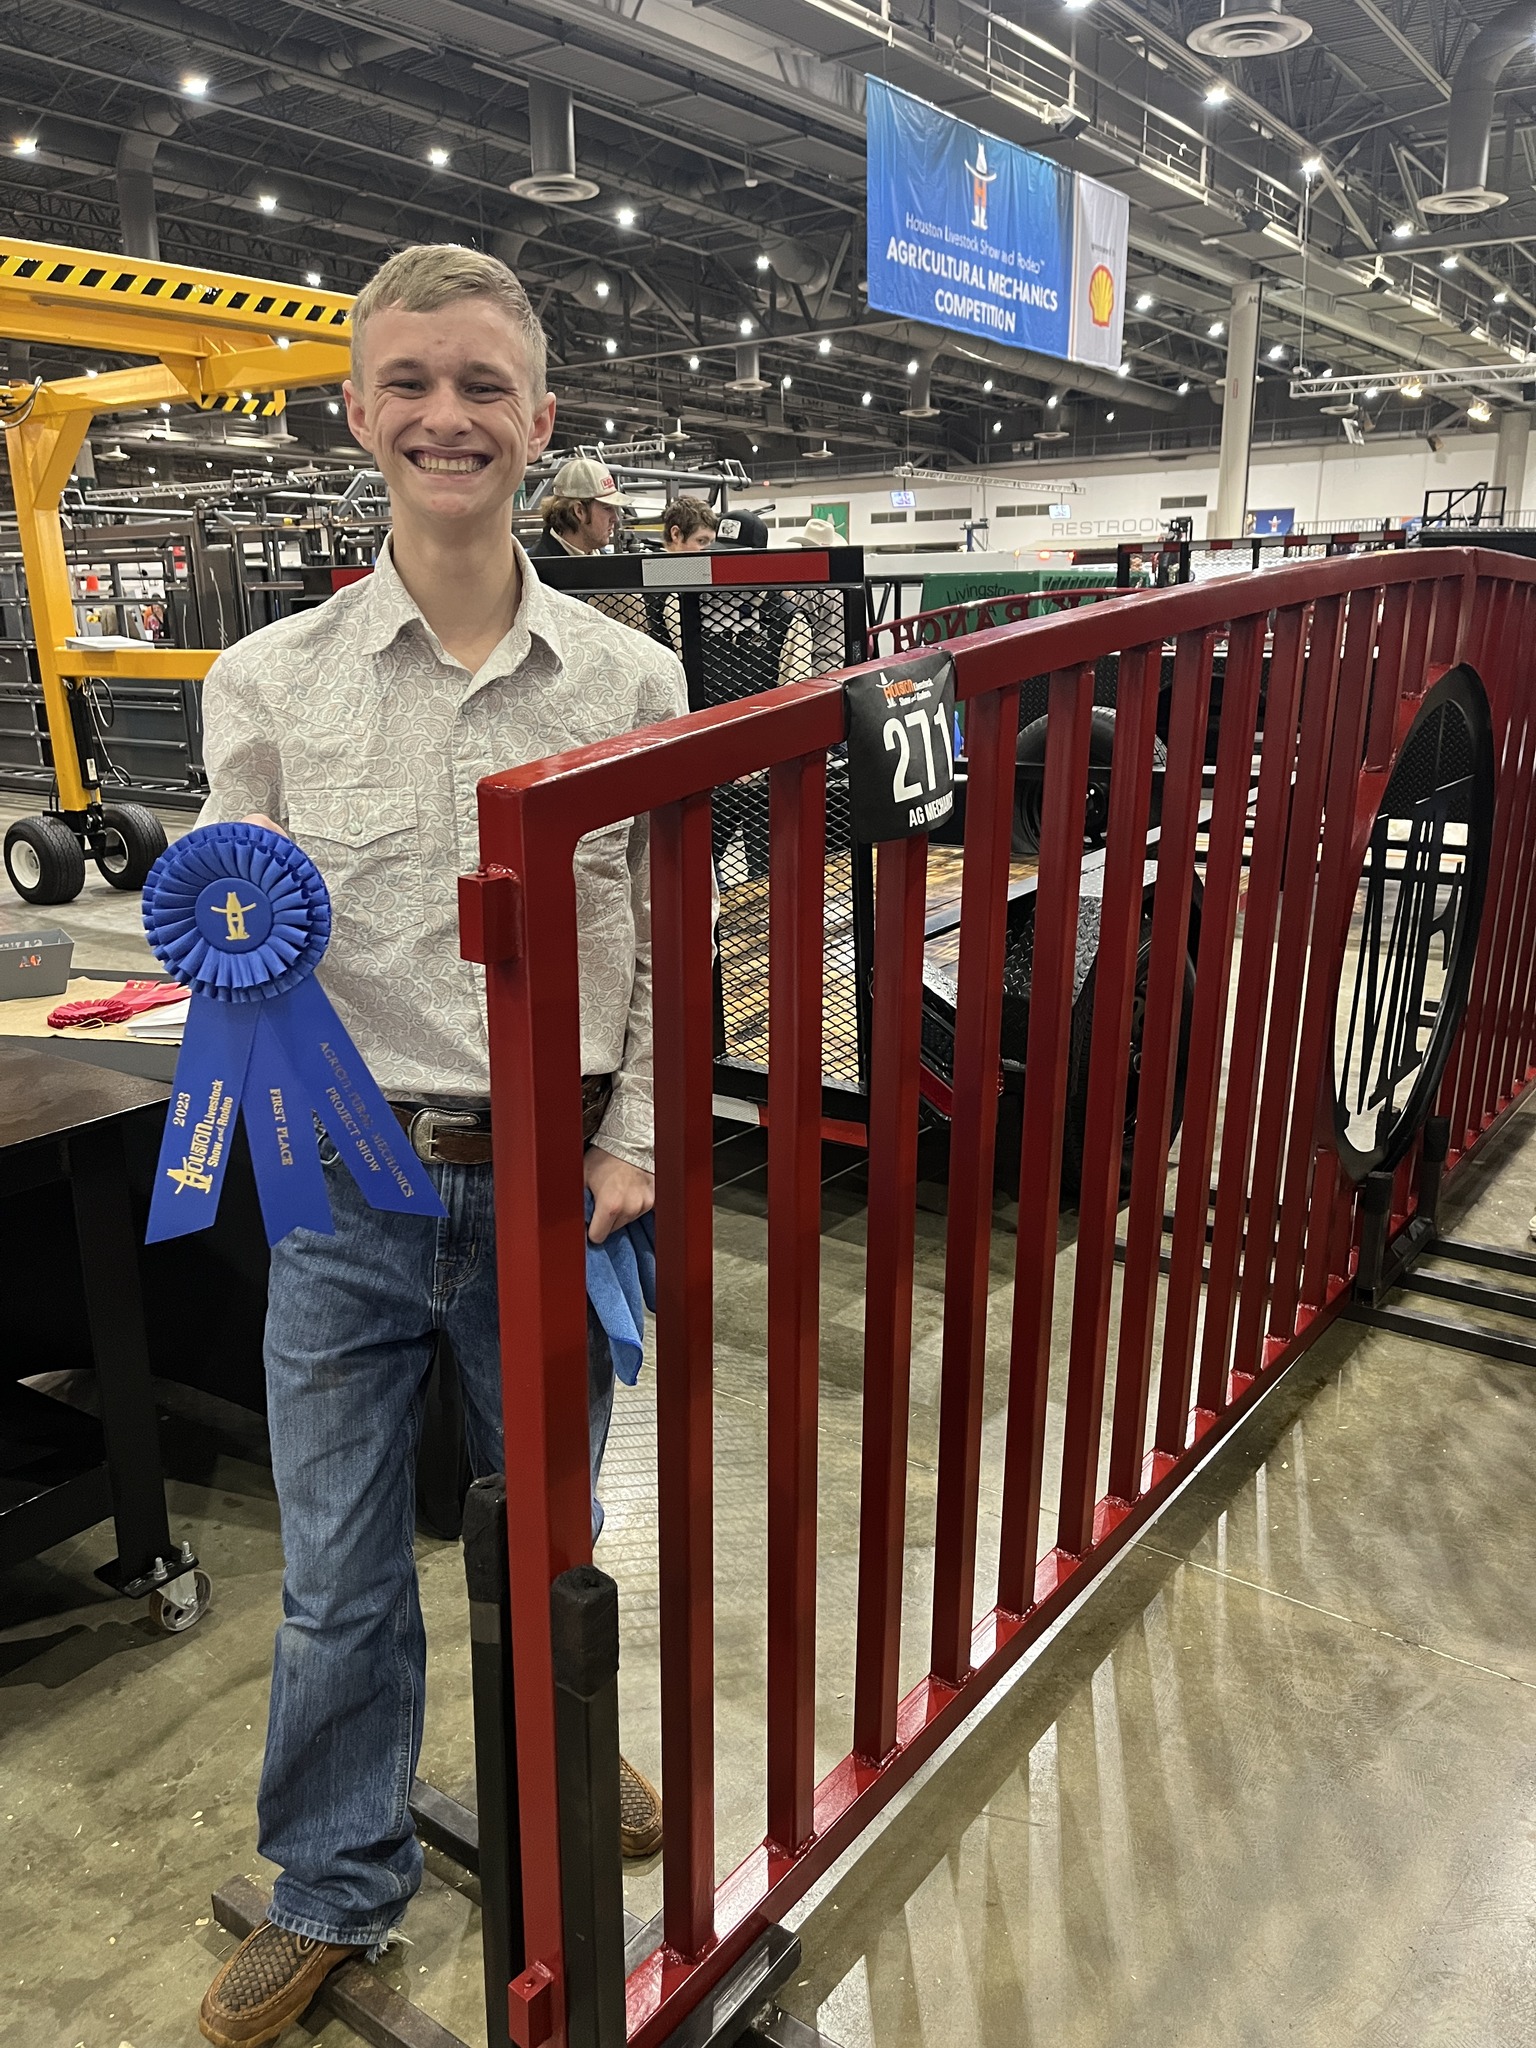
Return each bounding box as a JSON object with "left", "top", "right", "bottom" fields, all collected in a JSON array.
[{"left": 357, "top": 532, "right": 567, "bottom": 676}]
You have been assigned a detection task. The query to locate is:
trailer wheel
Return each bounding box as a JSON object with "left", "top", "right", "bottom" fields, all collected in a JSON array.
[
  {"left": 91, "top": 803, "right": 168, "bottom": 890},
  {"left": 4, "top": 814, "right": 86, "bottom": 904},
  {"left": 1061, "top": 927, "right": 1196, "bottom": 1202},
  {"left": 1012, "top": 707, "right": 1166, "bottom": 859}
]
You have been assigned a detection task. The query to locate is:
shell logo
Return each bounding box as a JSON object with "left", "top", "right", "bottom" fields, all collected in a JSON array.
[{"left": 1087, "top": 264, "right": 1115, "bottom": 327}]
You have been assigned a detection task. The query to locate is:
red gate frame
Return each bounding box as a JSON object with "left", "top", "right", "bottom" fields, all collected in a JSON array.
[{"left": 460, "top": 547, "right": 1536, "bottom": 2048}]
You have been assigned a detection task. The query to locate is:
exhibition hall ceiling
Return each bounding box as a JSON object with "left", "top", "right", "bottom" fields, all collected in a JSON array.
[{"left": 0, "top": 0, "right": 1531, "bottom": 471}]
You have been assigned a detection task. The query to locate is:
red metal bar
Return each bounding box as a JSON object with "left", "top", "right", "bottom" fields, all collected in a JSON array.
[
  {"left": 765, "top": 755, "right": 826, "bottom": 1854},
  {"left": 928, "top": 682, "right": 1022, "bottom": 1686},
  {"left": 1135, "top": 612, "right": 1266, "bottom": 1484},
  {"left": 1228, "top": 596, "right": 1347, "bottom": 1385},
  {"left": 1192, "top": 603, "right": 1310, "bottom": 1420},
  {"left": 1060, "top": 645, "right": 1161, "bottom": 1531},
  {"left": 994, "top": 666, "right": 1096, "bottom": 1614},
  {"left": 650, "top": 792, "right": 720, "bottom": 1959},
  {"left": 852, "top": 834, "right": 929, "bottom": 1764}
]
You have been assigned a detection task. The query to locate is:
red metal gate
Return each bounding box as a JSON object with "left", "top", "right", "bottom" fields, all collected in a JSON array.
[{"left": 460, "top": 547, "right": 1536, "bottom": 2047}]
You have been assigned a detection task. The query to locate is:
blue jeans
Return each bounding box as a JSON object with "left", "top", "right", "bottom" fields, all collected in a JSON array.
[{"left": 257, "top": 1149, "right": 614, "bottom": 1951}]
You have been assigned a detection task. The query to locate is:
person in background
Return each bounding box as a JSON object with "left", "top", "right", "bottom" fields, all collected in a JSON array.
[
  {"left": 662, "top": 495, "right": 718, "bottom": 552},
  {"left": 789, "top": 514, "right": 843, "bottom": 550},
  {"left": 785, "top": 515, "right": 851, "bottom": 675},
  {"left": 531, "top": 453, "right": 632, "bottom": 556}
]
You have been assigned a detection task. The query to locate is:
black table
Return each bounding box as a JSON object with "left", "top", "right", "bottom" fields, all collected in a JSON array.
[{"left": 0, "top": 1042, "right": 207, "bottom": 1629}]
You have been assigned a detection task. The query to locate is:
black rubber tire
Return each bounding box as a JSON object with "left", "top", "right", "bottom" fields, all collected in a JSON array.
[
  {"left": 4, "top": 813, "right": 86, "bottom": 904},
  {"left": 1012, "top": 706, "right": 1166, "bottom": 859},
  {"left": 90, "top": 802, "right": 168, "bottom": 890},
  {"left": 1060, "top": 927, "right": 1197, "bottom": 1204}
]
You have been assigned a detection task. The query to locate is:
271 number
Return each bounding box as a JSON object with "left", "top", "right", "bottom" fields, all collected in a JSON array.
[{"left": 883, "top": 705, "right": 955, "bottom": 803}]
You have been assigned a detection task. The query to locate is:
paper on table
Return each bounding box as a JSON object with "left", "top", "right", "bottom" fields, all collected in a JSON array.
[{"left": 124, "top": 995, "right": 190, "bottom": 1040}]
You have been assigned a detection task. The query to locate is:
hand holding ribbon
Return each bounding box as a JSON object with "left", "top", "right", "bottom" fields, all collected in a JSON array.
[{"left": 142, "top": 821, "right": 446, "bottom": 1245}]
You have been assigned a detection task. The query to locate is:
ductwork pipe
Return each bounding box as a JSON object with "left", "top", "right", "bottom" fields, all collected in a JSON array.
[
  {"left": 115, "top": 112, "right": 179, "bottom": 260},
  {"left": 726, "top": 343, "right": 767, "bottom": 392},
  {"left": 763, "top": 235, "right": 833, "bottom": 297},
  {"left": 901, "top": 350, "right": 940, "bottom": 418},
  {"left": 511, "top": 79, "right": 599, "bottom": 203},
  {"left": 1424, "top": 0, "right": 1536, "bottom": 214}
]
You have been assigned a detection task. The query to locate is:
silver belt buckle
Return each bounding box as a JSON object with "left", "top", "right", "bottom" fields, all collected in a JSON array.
[{"left": 406, "top": 1107, "right": 480, "bottom": 1163}]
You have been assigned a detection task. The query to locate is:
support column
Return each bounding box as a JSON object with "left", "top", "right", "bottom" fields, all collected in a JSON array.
[
  {"left": 1492, "top": 407, "right": 1530, "bottom": 518},
  {"left": 1213, "top": 277, "right": 1263, "bottom": 539}
]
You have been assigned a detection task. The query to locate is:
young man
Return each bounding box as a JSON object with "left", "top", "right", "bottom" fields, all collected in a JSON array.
[
  {"left": 531, "top": 452, "right": 630, "bottom": 555},
  {"left": 661, "top": 494, "right": 718, "bottom": 552},
  {"left": 195, "top": 245, "right": 683, "bottom": 2048}
]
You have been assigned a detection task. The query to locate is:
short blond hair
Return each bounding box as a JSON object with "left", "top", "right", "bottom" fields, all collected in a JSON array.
[{"left": 350, "top": 244, "right": 548, "bottom": 395}]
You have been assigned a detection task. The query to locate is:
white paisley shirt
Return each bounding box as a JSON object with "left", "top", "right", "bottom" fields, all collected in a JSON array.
[{"left": 197, "top": 535, "right": 689, "bottom": 1173}]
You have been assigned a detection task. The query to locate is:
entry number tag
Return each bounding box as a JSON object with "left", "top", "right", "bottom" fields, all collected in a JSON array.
[{"left": 843, "top": 651, "right": 957, "bottom": 843}]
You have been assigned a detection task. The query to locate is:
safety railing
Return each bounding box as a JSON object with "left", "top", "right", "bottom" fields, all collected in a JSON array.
[{"left": 463, "top": 546, "right": 1536, "bottom": 2048}]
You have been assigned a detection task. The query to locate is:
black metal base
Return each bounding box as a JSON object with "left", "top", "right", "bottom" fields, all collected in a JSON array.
[{"left": 654, "top": 1924, "right": 803, "bottom": 2048}]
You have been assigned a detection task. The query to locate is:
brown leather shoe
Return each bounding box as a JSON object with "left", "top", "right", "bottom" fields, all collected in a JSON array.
[
  {"left": 620, "top": 1753, "right": 663, "bottom": 1859},
  {"left": 199, "top": 1919, "right": 362, "bottom": 2046}
]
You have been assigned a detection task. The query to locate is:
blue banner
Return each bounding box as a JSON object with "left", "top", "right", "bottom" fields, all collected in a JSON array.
[
  {"left": 142, "top": 822, "right": 445, "bottom": 1246},
  {"left": 866, "top": 75, "right": 1074, "bottom": 358}
]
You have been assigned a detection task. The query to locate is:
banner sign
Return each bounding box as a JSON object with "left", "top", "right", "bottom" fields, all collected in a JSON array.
[
  {"left": 844, "top": 650, "right": 957, "bottom": 842},
  {"left": 865, "top": 76, "right": 1128, "bottom": 372}
]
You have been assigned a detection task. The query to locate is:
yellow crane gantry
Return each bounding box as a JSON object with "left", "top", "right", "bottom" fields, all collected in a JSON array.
[{"left": 0, "top": 236, "right": 354, "bottom": 903}]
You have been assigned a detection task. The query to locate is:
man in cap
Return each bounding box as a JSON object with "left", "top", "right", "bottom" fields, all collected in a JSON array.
[
  {"left": 532, "top": 453, "right": 632, "bottom": 556},
  {"left": 709, "top": 508, "right": 771, "bottom": 550}
]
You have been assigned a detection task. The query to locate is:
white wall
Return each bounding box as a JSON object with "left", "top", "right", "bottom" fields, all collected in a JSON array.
[{"left": 751, "top": 430, "right": 1513, "bottom": 554}]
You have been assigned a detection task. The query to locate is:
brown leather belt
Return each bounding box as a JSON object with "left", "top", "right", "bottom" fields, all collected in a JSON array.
[{"left": 392, "top": 1075, "right": 613, "bottom": 1165}]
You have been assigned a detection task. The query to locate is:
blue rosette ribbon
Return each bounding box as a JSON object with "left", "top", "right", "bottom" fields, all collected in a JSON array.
[{"left": 142, "top": 821, "right": 446, "bottom": 1246}]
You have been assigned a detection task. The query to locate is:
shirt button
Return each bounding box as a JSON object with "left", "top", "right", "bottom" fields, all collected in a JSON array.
[{"left": 347, "top": 821, "right": 363, "bottom": 839}]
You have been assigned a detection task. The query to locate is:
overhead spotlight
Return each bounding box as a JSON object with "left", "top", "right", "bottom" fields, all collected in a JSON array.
[
  {"left": 1046, "top": 393, "right": 1060, "bottom": 408},
  {"left": 595, "top": 279, "right": 610, "bottom": 299},
  {"left": 305, "top": 270, "right": 322, "bottom": 287},
  {"left": 1493, "top": 290, "right": 1509, "bottom": 305},
  {"left": 616, "top": 206, "right": 636, "bottom": 227},
  {"left": 1064, "top": 0, "right": 1092, "bottom": 11},
  {"left": 1364, "top": 385, "right": 1379, "bottom": 399},
  {"left": 604, "top": 417, "right": 615, "bottom": 431},
  {"left": 751, "top": 441, "right": 759, "bottom": 451},
  {"left": 667, "top": 449, "right": 675, "bottom": 460},
  {"left": 85, "top": 367, "right": 98, "bottom": 378},
  {"left": 861, "top": 390, "right": 872, "bottom": 405},
  {"left": 159, "top": 401, "right": 171, "bottom": 413},
  {"left": 906, "top": 358, "right": 919, "bottom": 375},
  {"left": 1267, "top": 342, "right": 1285, "bottom": 359},
  {"left": 1392, "top": 222, "right": 1413, "bottom": 239},
  {"left": 327, "top": 400, "right": 340, "bottom": 414},
  {"left": 682, "top": 355, "right": 697, "bottom": 374},
  {"left": 1106, "top": 409, "right": 1116, "bottom": 421},
  {"left": 428, "top": 147, "right": 449, "bottom": 168},
  {"left": 739, "top": 317, "right": 754, "bottom": 336},
  {"left": 1208, "top": 320, "right": 1225, "bottom": 337},
  {"left": 1440, "top": 254, "right": 1458, "bottom": 270},
  {"left": 756, "top": 253, "right": 771, "bottom": 271},
  {"left": 982, "top": 377, "right": 994, "bottom": 392},
  {"left": 604, "top": 338, "right": 617, "bottom": 354},
  {"left": 1177, "top": 380, "right": 1191, "bottom": 393},
  {"left": 992, "top": 419, "right": 1002, "bottom": 433},
  {"left": 1204, "top": 83, "right": 1230, "bottom": 105},
  {"left": 276, "top": 335, "right": 290, "bottom": 350},
  {"left": 1136, "top": 292, "right": 1155, "bottom": 311},
  {"left": 1400, "top": 380, "right": 1424, "bottom": 400},
  {"left": 182, "top": 74, "right": 208, "bottom": 97},
  {"left": 206, "top": 460, "right": 214, "bottom": 469},
  {"left": 13, "top": 137, "right": 36, "bottom": 156},
  {"left": 241, "top": 389, "right": 252, "bottom": 400},
  {"left": 818, "top": 337, "right": 831, "bottom": 354},
  {"left": 1117, "top": 361, "right": 1130, "bottom": 377},
  {"left": 781, "top": 373, "right": 793, "bottom": 389},
  {"left": 1468, "top": 398, "right": 1492, "bottom": 422},
  {"left": 257, "top": 193, "right": 277, "bottom": 212},
  {"left": 1301, "top": 156, "right": 1322, "bottom": 178}
]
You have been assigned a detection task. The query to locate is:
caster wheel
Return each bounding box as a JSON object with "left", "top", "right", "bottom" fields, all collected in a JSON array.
[
  {"left": 4, "top": 814, "right": 86, "bottom": 904},
  {"left": 91, "top": 802, "right": 167, "bottom": 890},
  {"left": 148, "top": 1567, "right": 212, "bottom": 1634}
]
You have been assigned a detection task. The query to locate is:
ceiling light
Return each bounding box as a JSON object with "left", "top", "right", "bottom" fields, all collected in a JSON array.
[
  {"left": 861, "top": 390, "right": 872, "bottom": 405},
  {"left": 1392, "top": 222, "right": 1412, "bottom": 239},
  {"left": 907, "top": 358, "right": 919, "bottom": 375},
  {"left": 1117, "top": 361, "right": 1130, "bottom": 377},
  {"left": 1364, "top": 385, "right": 1379, "bottom": 399},
  {"left": 1301, "top": 156, "right": 1322, "bottom": 178},
  {"left": 751, "top": 442, "right": 759, "bottom": 451},
  {"left": 1468, "top": 398, "right": 1491, "bottom": 422},
  {"left": 305, "top": 270, "right": 322, "bottom": 287},
  {"left": 159, "top": 401, "right": 171, "bottom": 413},
  {"left": 1493, "top": 290, "right": 1509, "bottom": 305},
  {"left": 1064, "top": 0, "right": 1092, "bottom": 11},
  {"left": 604, "top": 417, "right": 615, "bottom": 431},
  {"left": 1047, "top": 393, "right": 1059, "bottom": 408},
  {"left": 688, "top": 354, "right": 700, "bottom": 370},
  {"left": 428, "top": 147, "right": 449, "bottom": 168},
  {"left": 604, "top": 337, "right": 617, "bottom": 354},
  {"left": 1204, "top": 83, "right": 1230, "bottom": 105},
  {"left": 1177, "top": 380, "right": 1190, "bottom": 394},
  {"left": 257, "top": 193, "right": 278, "bottom": 213},
  {"left": 327, "top": 400, "right": 340, "bottom": 414},
  {"left": 756, "top": 253, "right": 771, "bottom": 271},
  {"left": 1267, "top": 342, "right": 1285, "bottom": 359},
  {"left": 13, "top": 137, "right": 36, "bottom": 156},
  {"left": 818, "top": 337, "right": 831, "bottom": 354},
  {"left": 992, "top": 420, "right": 1002, "bottom": 432},
  {"left": 241, "top": 390, "right": 252, "bottom": 400},
  {"left": 667, "top": 449, "right": 675, "bottom": 460},
  {"left": 781, "top": 373, "right": 792, "bottom": 389},
  {"left": 1208, "top": 321, "right": 1225, "bottom": 337},
  {"left": 1136, "top": 292, "right": 1154, "bottom": 311},
  {"left": 85, "top": 367, "right": 98, "bottom": 378},
  {"left": 739, "top": 317, "right": 754, "bottom": 335},
  {"left": 206, "top": 461, "right": 214, "bottom": 469},
  {"left": 1400, "top": 379, "right": 1424, "bottom": 400},
  {"left": 276, "top": 335, "right": 290, "bottom": 350},
  {"left": 182, "top": 74, "right": 208, "bottom": 96},
  {"left": 1106, "top": 409, "right": 1116, "bottom": 421},
  {"left": 1441, "top": 254, "right": 1458, "bottom": 270},
  {"left": 982, "top": 377, "right": 994, "bottom": 392},
  {"left": 616, "top": 206, "right": 635, "bottom": 227},
  {"left": 595, "top": 279, "right": 610, "bottom": 299},
  {"left": 146, "top": 464, "right": 156, "bottom": 474}
]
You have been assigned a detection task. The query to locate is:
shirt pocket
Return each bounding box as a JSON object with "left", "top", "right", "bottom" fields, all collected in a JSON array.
[{"left": 287, "top": 785, "right": 422, "bottom": 941}]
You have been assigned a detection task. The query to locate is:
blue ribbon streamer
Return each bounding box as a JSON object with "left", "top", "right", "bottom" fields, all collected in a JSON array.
[{"left": 142, "top": 822, "right": 446, "bottom": 1246}]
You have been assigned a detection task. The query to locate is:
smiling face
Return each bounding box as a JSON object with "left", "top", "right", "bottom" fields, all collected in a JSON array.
[{"left": 343, "top": 296, "right": 556, "bottom": 536}]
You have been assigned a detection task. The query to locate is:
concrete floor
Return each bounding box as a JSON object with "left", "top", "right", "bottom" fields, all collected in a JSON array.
[{"left": 3, "top": 795, "right": 1535, "bottom": 2048}]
